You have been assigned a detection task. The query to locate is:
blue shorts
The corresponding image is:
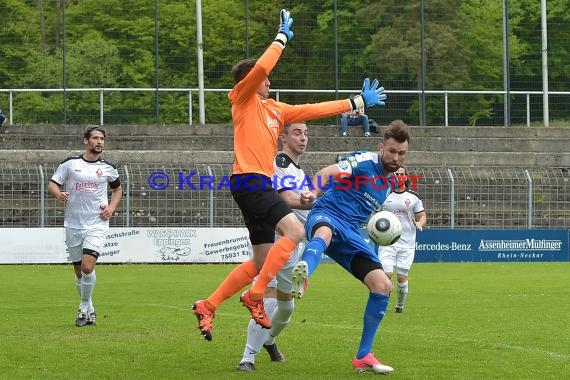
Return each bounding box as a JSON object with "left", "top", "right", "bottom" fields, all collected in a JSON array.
[{"left": 305, "top": 210, "right": 379, "bottom": 274}]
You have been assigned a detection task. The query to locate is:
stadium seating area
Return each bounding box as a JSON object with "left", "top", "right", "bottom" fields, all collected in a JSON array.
[{"left": 2, "top": 123, "right": 570, "bottom": 166}]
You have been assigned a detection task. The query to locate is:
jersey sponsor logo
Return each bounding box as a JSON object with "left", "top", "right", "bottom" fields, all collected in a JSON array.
[
  {"left": 74, "top": 181, "right": 99, "bottom": 191},
  {"left": 363, "top": 191, "right": 382, "bottom": 211},
  {"left": 391, "top": 209, "right": 408, "bottom": 217},
  {"left": 266, "top": 116, "right": 280, "bottom": 131}
]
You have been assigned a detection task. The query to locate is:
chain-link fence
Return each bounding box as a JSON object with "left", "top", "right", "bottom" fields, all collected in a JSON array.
[
  {"left": 1, "top": 1, "right": 569, "bottom": 127},
  {"left": 2, "top": 163, "right": 568, "bottom": 229}
]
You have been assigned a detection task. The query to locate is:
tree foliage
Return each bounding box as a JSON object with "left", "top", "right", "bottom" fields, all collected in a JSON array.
[{"left": 0, "top": 0, "right": 569, "bottom": 125}]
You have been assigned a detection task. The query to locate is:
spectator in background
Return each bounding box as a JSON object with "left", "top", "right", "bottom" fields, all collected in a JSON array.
[
  {"left": 341, "top": 105, "right": 370, "bottom": 137},
  {"left": 0, "top": 110, "right": 6, "bottom": 126}
]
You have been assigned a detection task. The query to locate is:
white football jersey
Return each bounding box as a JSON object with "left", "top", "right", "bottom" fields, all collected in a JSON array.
[
  {"left": 381, "top": 189, "right": 424, "bottom": 248},
  {"left": 51, "top": 155, "right": 120, "bottom": 230},
  {"left": 274, "top": 152, "right": 309, "bottom": 224}
]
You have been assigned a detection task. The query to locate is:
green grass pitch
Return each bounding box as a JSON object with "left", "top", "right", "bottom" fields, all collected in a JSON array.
[{"left": 1, "top": 262, "right": 569, "bottom": 379}]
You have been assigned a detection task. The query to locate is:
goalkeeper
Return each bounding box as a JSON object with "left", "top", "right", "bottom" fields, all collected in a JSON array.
[{"left": 192, "top": 8, "right": 388, "bottom": 343}]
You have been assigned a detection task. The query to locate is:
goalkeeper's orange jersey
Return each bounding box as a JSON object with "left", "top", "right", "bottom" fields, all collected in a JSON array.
[{"left": 228, "top": 42, "right": 352, "bottom": 178}]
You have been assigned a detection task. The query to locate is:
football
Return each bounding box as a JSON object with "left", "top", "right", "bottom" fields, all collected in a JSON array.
[{"left": 367, "top": 210, "right": 402, "bottom": 246}]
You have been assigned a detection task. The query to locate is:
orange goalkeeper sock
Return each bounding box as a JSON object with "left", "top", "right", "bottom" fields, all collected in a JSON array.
[
  {"left": 206, "top": 259, "right": 258, "bottom": 310},
  {"left": 250, "top": 237, "right": 297, "bottom": 300}
]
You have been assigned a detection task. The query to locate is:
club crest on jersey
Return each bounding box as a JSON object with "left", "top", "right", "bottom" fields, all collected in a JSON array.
[
  {"left": 338, "top": 160, "right": 351, "bottom": 172},
  {"left": 96, "top": 168, "right": 103, "bottom": 177}
]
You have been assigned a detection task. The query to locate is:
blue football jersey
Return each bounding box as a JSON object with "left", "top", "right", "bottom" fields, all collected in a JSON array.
[{"left": 312, "top": 150, "right": 393, "bottom": 226}]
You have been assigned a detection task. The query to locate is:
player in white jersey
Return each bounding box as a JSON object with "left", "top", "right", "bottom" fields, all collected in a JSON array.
[
  {"left": 379, "top": 165, "right": 427, "bottom": 313},
  {"left": 48, "top": 126, "right": 123, "bottom": 327},
  {"left": 236, "top": 122, "right": 312, "bottom": 372}
]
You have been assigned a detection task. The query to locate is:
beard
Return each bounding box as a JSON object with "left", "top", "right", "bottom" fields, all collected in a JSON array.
[
  {"left": 89, "top": 146, "right": 103, "bottom": 154},
  {"left": 381, "top": 159, "right": 398, "bottom": 173}
]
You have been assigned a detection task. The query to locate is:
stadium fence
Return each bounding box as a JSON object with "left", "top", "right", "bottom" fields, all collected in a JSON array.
[
  {"left": 1, "top": 88, "right": 569, "bottom": 127},
  {"left": 1, "top": 163, "right": 568, "bottom": 230}
]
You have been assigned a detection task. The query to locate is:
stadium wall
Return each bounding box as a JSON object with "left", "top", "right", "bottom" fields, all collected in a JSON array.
[{"left": 0, "top": 228, "right": 568, "bottom": 264}]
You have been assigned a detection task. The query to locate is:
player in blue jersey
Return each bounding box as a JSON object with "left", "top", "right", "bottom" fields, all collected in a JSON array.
[{"left": 291, "top": 120, "right": 410, "bottom": 374}]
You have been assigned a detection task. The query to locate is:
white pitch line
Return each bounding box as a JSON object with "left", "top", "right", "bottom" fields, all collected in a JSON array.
[
  {"left": 146, "top": 303, "right": 188, "bottom": 310},
  {"left": 401, "top": 331, "right": 570, "bottom": 361},
  {"left": 147, "top": 303, "right": 569, "bottom": 361}
]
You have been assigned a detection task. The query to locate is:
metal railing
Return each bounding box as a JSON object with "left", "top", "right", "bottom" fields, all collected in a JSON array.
[
  {"left": 1, "top": 163, "right": 568, "bottom": 229},
  {"left": 2, "top": 88, "right": 568, "bottom": 127}
]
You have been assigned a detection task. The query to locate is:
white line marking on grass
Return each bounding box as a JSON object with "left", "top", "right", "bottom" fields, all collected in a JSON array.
[
  {"left": 146, "top": 304, "right": 569, "bottom": 361},
  {"left": 145, "top": 303, "right": 257, "bottom": 317},
  {"left": 402, "top": 332, "right": 570, "bottom": 361},
  {"left": 146, "top": 303, "right": 188, "bottom": 310},
  {"left": 295, "top": 320, "right": 570, "bottom": 361}
]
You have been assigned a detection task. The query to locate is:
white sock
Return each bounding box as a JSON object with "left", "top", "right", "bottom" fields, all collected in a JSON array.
[
  {"left": 240, "top": 298, "right": 277, "bottom": 364},
  {"left": 397, "top": 281, "right": 408, "bottom": 308},
  {"left": 80, "top": 271, "right": 96, "bottom": 313},
  {"left": 75, "top": 276, "right": 81, "bottom": 299},
  {"left": 265, "top": 299, "right": 294, "bottom": 346}
]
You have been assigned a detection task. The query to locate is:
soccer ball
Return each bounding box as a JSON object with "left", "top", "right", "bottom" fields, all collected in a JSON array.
[{"left": 367, "top": 210, "right": 402, "bottom": 246}]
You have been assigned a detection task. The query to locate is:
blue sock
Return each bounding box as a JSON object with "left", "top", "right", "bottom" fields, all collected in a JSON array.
[
  {"left": 300, "top": 236, "right": 327, "bottom": 276},
  {"left": 356, "top": 292, "right": 389, "bottom": 359}
]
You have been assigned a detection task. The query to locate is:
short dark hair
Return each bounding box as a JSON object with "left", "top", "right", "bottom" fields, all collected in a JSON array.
[
  {"left": 84, "top": 126, "right": 106, "bottom": 139},
  {"left": 231, "top": 59, "right": 257, "bottom": 83},
  {"left": 395, "top": 165, "right": 412, "bottom": 189},
  {"left": 282, "top": 122, "right": 306, "bottom": 134},
  {"left": 383, "top": 120, "right": 410, "bottom": 144}
]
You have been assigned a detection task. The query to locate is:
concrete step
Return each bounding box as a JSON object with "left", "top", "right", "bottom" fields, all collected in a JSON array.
[
  {"left": 3, "top": 123, "right": 570, "bottom": 139},
  {"left": 2, "top": 149, "right": 569, "bottom": 167},
  {"left": 2, "top": 133, "right": 568, "bottom": 153}
]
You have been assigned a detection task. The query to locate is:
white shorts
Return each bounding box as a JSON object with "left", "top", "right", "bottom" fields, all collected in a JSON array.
[
  {"left": 253, "top": 240, "right": 306, "bottom": 294},
  {"left": 65, "top": 227, "right": 107, "bottom": 262},
  {"left": 379, "top": 245, "right": 415, "bottom": 275}
]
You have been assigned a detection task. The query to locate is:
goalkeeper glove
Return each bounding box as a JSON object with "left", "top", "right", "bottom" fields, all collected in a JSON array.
[
  {"left": 351, "top": 78, "right": 387, "bottom": 110},
  {"left": 275, "top": 9, "right": 294, "bottom": 46}
]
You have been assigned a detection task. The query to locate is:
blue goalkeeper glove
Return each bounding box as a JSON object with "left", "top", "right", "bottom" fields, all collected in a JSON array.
[
  {"left": 275, "top": 9, "right": 294, "bottom": 46},
  {"left": 351, "top": 78, "right": 387, "bottom": 110}
]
